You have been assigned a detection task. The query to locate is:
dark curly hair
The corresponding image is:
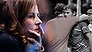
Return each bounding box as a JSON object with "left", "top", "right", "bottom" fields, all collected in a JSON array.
[
  {"left": 54, "top": 3, "right": 66, "bottom": 16},
  {"left": 64, "top": 3, "right": 77, "bottom": 13}
]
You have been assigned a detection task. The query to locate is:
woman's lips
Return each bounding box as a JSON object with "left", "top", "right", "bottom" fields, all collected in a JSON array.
[
  {"left": 35, "top": 29, "right": 41, "bottom": 35},
  {"left": 34, "top": 26, "right": 44, "bottom": 36}
]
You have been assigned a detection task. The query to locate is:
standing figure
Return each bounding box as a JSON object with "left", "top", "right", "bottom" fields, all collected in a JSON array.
[
  {"left": 67, "top": 4, "right": 91, "bottom": 52},
  {"left": 45, "top": 3, "right": 89, "bottom": 52}
]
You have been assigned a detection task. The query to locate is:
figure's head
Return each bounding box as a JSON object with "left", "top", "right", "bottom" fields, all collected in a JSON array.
[
  {"left": 0, "top": 0, "right": 44, "bottom": 39},
  {"left": 54, "top": 3, "right": 66, "bottom": 16},
  {"left": 87, "top": 9, "right": 92, "bottom": 16},
  {"left": 87, "top": 9, "right": 92, "bottom": 23},
  {"left": 64, "top": 3, "right": 77, "bottom": 18}
]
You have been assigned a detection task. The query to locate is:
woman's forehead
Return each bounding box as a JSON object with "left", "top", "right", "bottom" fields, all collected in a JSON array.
[{"left": 30, "top": 4, "right": 39, "bottom": 13}]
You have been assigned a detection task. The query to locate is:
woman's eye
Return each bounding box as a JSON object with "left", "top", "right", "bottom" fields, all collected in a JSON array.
[
  {"left": 28, "top": 13, "right": 41, "bottom": 19},
  {"left": 37, "top": 14, "right": 42, "bottom": 20},
  {"left": 37, "top": 14, "right": 41, "bottom": 18},
  {"left": 28, "top": 13, "right": 35, "bottom": 18}
]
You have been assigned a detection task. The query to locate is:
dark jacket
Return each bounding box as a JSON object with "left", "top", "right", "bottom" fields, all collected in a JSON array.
[{"left": 0, "top": 29, "right": 23, "bottom": 52}]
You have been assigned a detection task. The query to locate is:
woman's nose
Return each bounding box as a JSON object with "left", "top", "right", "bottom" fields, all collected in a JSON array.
[{"left": 35, "top": 16, "right": 42, "bottom": 25}]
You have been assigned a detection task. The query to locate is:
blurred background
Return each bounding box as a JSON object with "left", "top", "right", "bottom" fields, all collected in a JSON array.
[
  {"left": 38, "top": 0, "right": 92, "bottom": 32},
  {"left": 38, "top": 0, "right": 92, "bottom": 20},
  {"left": 38, "top": 0, "right": 92, "bottom": 51}
]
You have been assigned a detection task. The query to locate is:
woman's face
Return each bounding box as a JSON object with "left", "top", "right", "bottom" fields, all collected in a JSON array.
[{"left": 22, "top": 4, "right": 44, "bottom": 37}]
